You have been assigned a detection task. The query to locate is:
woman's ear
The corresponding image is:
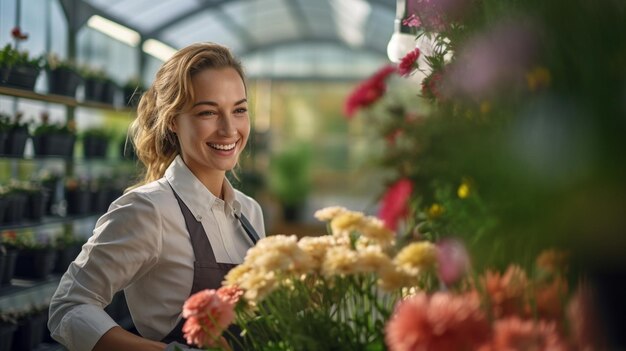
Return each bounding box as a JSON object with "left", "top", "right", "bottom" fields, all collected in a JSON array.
[{"left": 169, "top": 120, "right": 178, "bottom": 134}]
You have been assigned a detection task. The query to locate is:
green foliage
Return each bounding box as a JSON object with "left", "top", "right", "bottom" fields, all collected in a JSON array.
[
  {"left": 0, "top": 44, "right": 42, "bottom": 68},
  {"left": 268, "top": 143, "right": 312, "bottom": 206}
]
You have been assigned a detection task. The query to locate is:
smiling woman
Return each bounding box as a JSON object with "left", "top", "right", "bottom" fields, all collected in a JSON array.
[{"left": 47, "top": 43, "right": 266, "bottom": 351}]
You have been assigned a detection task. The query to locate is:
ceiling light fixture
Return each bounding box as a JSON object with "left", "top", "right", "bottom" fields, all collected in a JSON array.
[
  {"left": 386, "top": 0, "right": 415, "bottom": 63},
  {"left": 87, "top": 15, "right": 140, "bottom": 47},
  {"left": 142, "top": 39, "right": 177, "bottom": 62}
]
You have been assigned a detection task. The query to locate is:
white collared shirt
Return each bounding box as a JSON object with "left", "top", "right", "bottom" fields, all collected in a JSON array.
[{"left": 48, "top": 156, "right": 265, "bottom": 351}]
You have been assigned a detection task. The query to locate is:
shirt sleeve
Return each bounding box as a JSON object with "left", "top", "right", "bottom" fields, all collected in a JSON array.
[{"left": 48, "top": 191, "right": 163, "bottom": 351}]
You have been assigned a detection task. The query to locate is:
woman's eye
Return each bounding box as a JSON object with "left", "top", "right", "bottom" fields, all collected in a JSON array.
[
  {"left": 234, "top": 108, "right": 248, "bottom": 114},
  {"left": 197, "top": 110, "right": 217, "bottom": 117}
]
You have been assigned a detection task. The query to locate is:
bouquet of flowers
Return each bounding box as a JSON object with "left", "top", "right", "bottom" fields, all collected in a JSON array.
[{"left": 177, "top": 207, "right": 604, "bottom": 351}]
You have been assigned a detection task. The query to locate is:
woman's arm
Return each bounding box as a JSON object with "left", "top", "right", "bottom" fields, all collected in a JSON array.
[{"left": 93, "top": 327, "right": 167, "bottom": 351}]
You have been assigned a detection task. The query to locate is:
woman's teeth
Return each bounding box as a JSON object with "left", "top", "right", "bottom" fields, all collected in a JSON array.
[{"left": 209, "top": 142, "right": 236, "bottom": 151}]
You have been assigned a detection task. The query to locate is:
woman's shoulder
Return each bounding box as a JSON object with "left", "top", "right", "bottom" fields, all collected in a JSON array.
[
  {"left": 112, "top": 178, "right": 172, "bottom": 207},
  {"left": 233, "top": 189, "right": 261, "bottom": 210}
]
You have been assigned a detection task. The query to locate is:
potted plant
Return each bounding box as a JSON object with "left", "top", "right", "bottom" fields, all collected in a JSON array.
[
  {"left": 38, "top": 171, "right": 63, "bottom": 216},
  {"left": 3, "top": 230, "right": 57, "bottom": 280},
  {"left": 0, "top": 310, "right": 18, "bottom": 351},
  {"left": 45, "top": 53, "right": 82, "bottom": 98},
  {"left": 1, "top": 183, "right": 28, "bottom": 224},
  {"left": 9, "top": 181, "right": 48, "bottom": 222},
  {"left": 268, "top": 142, "right": 313, "bottom": 222},
  {"left": 0, "top": 242, "right": 18, "bottom": 287},
  {"left": 0, "top": 112, "right": 30, "bottom": 157},
  {"left": 81, "top": 67, "right": 112, "bottom": 103},
  {"left": 65, "top": 177, "right": 90, "bottom": 215},
  {"left": 10, "top": 305, "right": 48, "bottom": 351},
  {"left": 82, "top": 127, "right": 110, "bottom": 159},
  {"left": 32, "top": 112, "right": 76, "bottom": 158},
  {"left": 0, "top": 43, "right": 41, "bottom": 90},
  {"left": 53, "top": 226, "right": 84, "bottom": 274}
]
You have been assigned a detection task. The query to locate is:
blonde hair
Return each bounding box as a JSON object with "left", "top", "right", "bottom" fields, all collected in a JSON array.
[{"left": 127, "top": 42, "right": 246, "bottom": 190}]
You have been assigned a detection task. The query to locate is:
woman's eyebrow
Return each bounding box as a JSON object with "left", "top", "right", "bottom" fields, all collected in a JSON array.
[{"left": 192, "top": 98, "right": 247, "bottom": 108}]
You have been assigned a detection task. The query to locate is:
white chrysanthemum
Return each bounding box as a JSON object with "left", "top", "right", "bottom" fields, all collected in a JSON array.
[
  {"left": 314, "top": 206, "right": 349, "bottom": 221},
  {"left": 393, "top": 241, "right": 438, "bottom": 276},
  {"left": 223, "top": 263, "right": 253, "bottom": 286},
  {"left": 355, "top": 245, "right": 392, "bottom": 274},
  {"left": 322, "top": 246, "right": 359, "bottom": 277}
]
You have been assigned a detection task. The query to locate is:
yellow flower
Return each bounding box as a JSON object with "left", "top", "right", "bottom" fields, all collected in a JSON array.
[
  {"left": 378, "top": 262, "right": 415, "bottom": 291},
  {"left": 526, "top": 66, "right": 551, "bottom": 91},
  {"left": 314, "top": 206, "right": 349, "bottom": 221},
  {"left": 223, "top": 264, "right": 252, "bottom": 286},
  {"left": 457, "top": 180, "right": 471, "bottom": 199},
  {"left": 239, "top": 270, "right": 278, "bottom": 303},
  {"left": 394, "top": 241, "right": 438, "bottom": 275},
  {"left": 322, "top": 246, "right": 359, "bottom": 277},
  {"left": 480, "top": 101, "right": 491, "bottom": 115},
  {"left": 330, "top": 211, "right": 364, "bottom": 235},
  {"left": 298, "top": 235, "right": 341, "bottom": 271},
  {"left": 427, "top": 203, "right": 444, "bottom": 219},
  {"left": 355, "top": 245, "right": 392, "bottom": 274},
  {"left": 245, "top": 235, "right": 313, "bottom": 275},
  {"left": 359, "top": 217, "right": 395, "bottom": 246}
]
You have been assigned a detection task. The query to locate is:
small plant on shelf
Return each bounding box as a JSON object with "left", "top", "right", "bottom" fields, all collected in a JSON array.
[
  {"left": 32, "top": 112, "right": 76, "bottom": 158},
  {"left": 45, "top": 53, "right": 83, "bottom": 98},
  {"left": 81, "top": 127, "right": 111, "bottom": 159},
  {"left": 0, "top": 40, "right": 42, "bottom": 90},
  {"left": 1, "top": 230, "right": 57, "bottom": 280}
]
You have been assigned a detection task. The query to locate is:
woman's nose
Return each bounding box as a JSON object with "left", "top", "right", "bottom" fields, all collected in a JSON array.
[{"left": 218, "top": 115, "right": 236, "bottom": 137}]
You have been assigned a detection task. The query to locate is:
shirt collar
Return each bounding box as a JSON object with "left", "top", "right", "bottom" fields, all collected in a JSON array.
[{"left": 164, "top": 156, "right": 241, "bottom": 220}]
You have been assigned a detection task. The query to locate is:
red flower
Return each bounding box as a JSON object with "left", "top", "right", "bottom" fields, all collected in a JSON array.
[
  {"left": 378, "top": 178, "right": 413, "bottom": 231},
  {"left": 398, "top": 48, "right": 421, "bottom": 77},
  {"left": 421, "top": 71, "right": 443, "bottom": 100},
  {"left": 479, "top": 317, "right": 569, "bottom": 351},
  {"left": 182, "top": 289, "right": 236, "bottom": 348},
  {"left": 344, "top": 65, "right": 396, "bottom": 118},
  {"left": 402, "top": 14, "right": 421, "bottom": 28},
  {"left": 386, "top": 291, "right": 490, "bottom": 351},
  {"left": 11, "top": 27, "right": 28, "bottom": 41},
  {"left": 481, "top": 265, "right": 530, "bottom": 318}
]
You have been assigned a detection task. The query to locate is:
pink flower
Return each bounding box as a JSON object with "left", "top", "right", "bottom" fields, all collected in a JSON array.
[
  {"left": 344, "top": 65, "right": 396, "bottom": 118},
  {"left": 385, "top": 291, "right": 490, "bottom": 351},
  {"left": 479, "top": 317, "right": 569, "bottom": 351},
  {"left": 398, "top": 48, "right": 421, "bottom": 77},
  {"left": 217, "top": 285, "right": 244, "bottom": 305},
  {"left": 378, "top": 178, "right": 413, "bottom": 231},
  {"left": 481, "top": 265, "right": 530, "bottom": 318},
  {"left": 441, "top": 19, "right": 538, "bottom": 100},
  {"left": 534, "top": 276, "right": 568, "bottom": 321},
  {"left": 436, "top": 238, "right": 470, "bottom": 285},
  {"left": 402, "top": 14, "right": 421, "bottom": 28},
  {"left": 182, "top": 289, "right": 235, "bottom": 348}
]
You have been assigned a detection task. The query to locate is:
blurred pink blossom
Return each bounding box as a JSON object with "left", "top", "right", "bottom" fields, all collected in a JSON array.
[
  {"left": 568, "top": 284, "right": 608, "bottom": 350},
  {"left": 385, "top": 291, "right": 490, "bottom": 351},
  {"left": 182, "top": 288, "right": 236, "bottom": 348},
  {"left": 378, "top": 178, "right": 413, "bottom": 231},
  {"left": 436, "top": 238, "right": 470, "bottom": 285},
  {"left": 407, "top": 0, "right": 471, "bottom": 32},
  {"left": 442, "top": 19, "right": 538, "bottom": 100},
  {"left": 478, "top": 317, "right": 569, "bottom": 351},
  {"left": 481, "top": 265, "right": 530, "bottom": 318}
]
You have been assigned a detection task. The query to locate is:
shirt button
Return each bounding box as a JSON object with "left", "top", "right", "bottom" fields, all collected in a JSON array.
[{"left": 196, "top": 215, "right": 202, "bottom": 221}]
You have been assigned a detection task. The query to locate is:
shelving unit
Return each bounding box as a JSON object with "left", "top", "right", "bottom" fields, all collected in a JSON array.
[{"left": 0, "top": 86, "right": 133, "bottom": 113}]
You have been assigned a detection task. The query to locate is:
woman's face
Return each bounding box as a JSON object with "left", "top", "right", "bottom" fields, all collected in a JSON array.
[{"left": 172, "top": 67, "right": 250, "bottom": 177}]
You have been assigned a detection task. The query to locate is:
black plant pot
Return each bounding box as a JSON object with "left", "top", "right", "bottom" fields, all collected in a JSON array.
[
  {"left": 11, "top": 311, "right": 47, "bottom": 351},
  {"left": 66, "top": 188, "right": 91, "bottom": 215},
  {"left": 14, "top": 248, "right": 57, "bottom": 280},
  {"left": 84, "top": 78, "right": 105, "bottom": 102},
  {"left": 0, "top": 66, "right": 39, "bottom": 90},
  {"left": 3, "top": 193, "right": 27, "bottom": 224},
  {"left": 48, "top": 67, "right": 82, "bottom": 98},
  {"left": 41, "top": 178, "right": 62, "bottom": 216},
  {"left": 83, "top": 136, "right": 108, "bottom": 159},
  {"left": 32, "top": 133, "right": 75, "bottom": 157},
  {"left": 0, "top": 322, "right": 17, "bottom": 351},
  {"left": 0, "top": 249, "right": 17, "bottom": 286},
  {"left": 90, "top": 188, "right": 109, "bottom": 214},
  {"left": 0, "top": 131, "right": 7, "bottom": 155},
  {"left": 101, "top": 80, "right": 117, "bottom": 105},
  {"left": 24, "top": 191, "right": 49, "bottom": 221},
  {"left": 54, "top": 244, "right": 82, "bottom": 274},
  {"left": 4, "top": 127, "right": 29, "bottom": 157}
]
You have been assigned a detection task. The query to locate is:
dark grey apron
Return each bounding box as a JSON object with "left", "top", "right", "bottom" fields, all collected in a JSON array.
[{"left": 160, "top": 185, "right": 258, "bottom": 348}]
